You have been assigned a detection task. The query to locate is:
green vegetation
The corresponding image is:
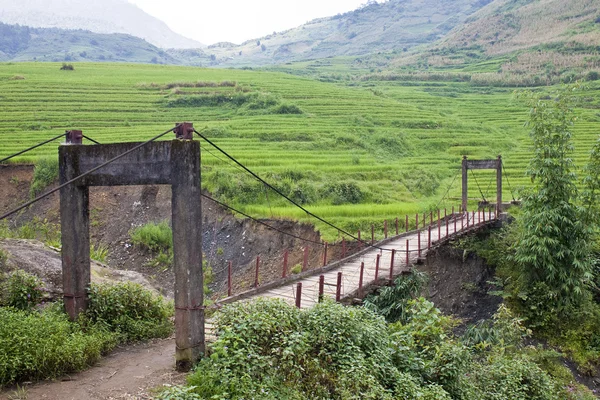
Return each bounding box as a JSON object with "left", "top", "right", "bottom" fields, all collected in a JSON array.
[
  {"left": 130, "top": 221, "right": 172, "bottom": 252},
  {"left": 0, "top": 217, "right": 61, "bottom": 248},
  {"left": 157, "top": 297, "right": 594, "bottom": 400},
  {"left": 0, "top": 304, "right": 118, "bottom": 387},
  {"left": 90, "top": 242, "right": 109, "bottom": 263},
  {"left": 0, "top": 270, "right": 43, "bottom": 310},
  {"left": 2, "top": 62, "right": 600, "bottom": 239},
  {"left": 364, "top": 270, "right": 428, "bottom": 322},
  {"left": 0, "top": 280, "right": 173, "bottom": 387},
  {"left": 450, "top": 86, "right": 600, "bottom": 380},
  {"left": 514, "top": 87, "right": 593, "bottom": 309},
  {"left": 86, "top": 282, "right": 173, "bottom": 342},
  {"left": 29, "top": 157, "right": 58, "bottom": 198}
]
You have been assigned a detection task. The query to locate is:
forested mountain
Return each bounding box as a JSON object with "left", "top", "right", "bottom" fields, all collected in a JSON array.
[
  {"left": 0, "top": 23, "right": 177, "bottom": 64},
  {"left": 0, "top": 0, "right": 203, "bottom": 49}
]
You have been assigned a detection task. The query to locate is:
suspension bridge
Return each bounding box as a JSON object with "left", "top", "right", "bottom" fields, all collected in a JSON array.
[{"left": 0, "top": 124, "right": 517, "bottom": 368}]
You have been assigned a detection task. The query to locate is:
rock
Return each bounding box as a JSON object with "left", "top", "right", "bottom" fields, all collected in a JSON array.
[{"left": 0, "top": 239, "right": 159, "bottom": 299}]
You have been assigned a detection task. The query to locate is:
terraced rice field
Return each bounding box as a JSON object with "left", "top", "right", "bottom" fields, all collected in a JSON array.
[{"left": 1, "top": 62, "right": 598, "bottom": 239}]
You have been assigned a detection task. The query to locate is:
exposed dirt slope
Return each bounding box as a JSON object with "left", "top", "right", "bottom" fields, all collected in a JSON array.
[{"left": 419, "top": 243, "right": 502, "bottom": 324}]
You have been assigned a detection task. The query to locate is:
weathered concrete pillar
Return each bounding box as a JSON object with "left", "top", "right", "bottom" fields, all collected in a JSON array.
[
  {"left": 171, "top": 140, "right": 204, "bottom": 371},
  {"left": 496, "top": 155, "right": 503, "bottom": 215},
  {"left": 462, "top": 156, "right": 468, "bottom": 213},
  {"left": 59, "top": 146, "right": 90, "bottom": 320}
]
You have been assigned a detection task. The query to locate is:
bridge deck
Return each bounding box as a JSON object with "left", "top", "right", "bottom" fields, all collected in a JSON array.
[{"left": 259, "top": 211, "right": 495, "bottom": 308}]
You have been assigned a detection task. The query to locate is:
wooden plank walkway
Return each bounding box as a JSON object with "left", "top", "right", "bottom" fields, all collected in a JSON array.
[
  {"left": 259, "top": 210, "right": 496, "bottom": 308},
  {"left": 207, "top": 210, "right": 497, "bottom": 338}
]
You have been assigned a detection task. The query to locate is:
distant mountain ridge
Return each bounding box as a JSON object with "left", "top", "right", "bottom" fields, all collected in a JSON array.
[
  {"left": 1, "top": 0, "right": 598, "bottom": 82},
  {"left": 0, "top": 23, "right": 178, "bottom": 64},
  {"left": 0, "top": 0, "right": 203, "bottom": 49},
  {"left": 189, "top": 0, "right": 492, "bottom": 67}
]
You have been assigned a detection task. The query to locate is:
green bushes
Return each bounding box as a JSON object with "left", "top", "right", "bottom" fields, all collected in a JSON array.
[
  {"left": 130, "top": 221, "right": 172, "bottom": 252},
  {"left": 322, "top": 181, "right": 364, "bottom": 205},
  {"left": 364, "top": 270, "right": 428, "bottom": 322},
  {"left": 86, "top": 282, "right": 173, "bottom": 342},
  {"left": 271, "top": 103, "right": 303, "bottom": 114},
  {"left": 161, "top": 297, "right": 592, "bottom": 399},
  {"left": 167, "top": 91, "right": 303, "bottom": 115},
  {"left": 0, "top": 270, "right": 43, "bottom": 310},
  {"left": 29, "top": 157, "right": 59, "bottom": 198},
  {"left": 0, "top": 280, "right": 173, "bottom": 387},
  {"left": 186, "top": 299, "right": 401, "bottom": 399},
  {"left": 0, "top": 304, "right": 119, "bottom": 387}
]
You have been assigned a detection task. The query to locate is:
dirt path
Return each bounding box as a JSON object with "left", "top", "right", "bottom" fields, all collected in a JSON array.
[{"left": 0, "top": 339, "right": 184, "bottom": 400}]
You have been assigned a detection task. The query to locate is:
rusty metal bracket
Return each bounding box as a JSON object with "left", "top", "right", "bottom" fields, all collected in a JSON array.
[
  {"left": 174, "top": 122, "right": 194, "bottom": 140},
  {"left": 65, "top": 130, "right": 83, "bottom": 144}
]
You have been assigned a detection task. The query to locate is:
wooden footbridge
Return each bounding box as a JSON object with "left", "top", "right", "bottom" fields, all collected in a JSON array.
[{"left": 219, "top": 210, "right": 496, "bottom": 310}]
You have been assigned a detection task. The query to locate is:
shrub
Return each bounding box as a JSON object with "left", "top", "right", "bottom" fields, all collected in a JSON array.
[
  {"left": 60, "top": 63, "right": 74, "bottom": 70},
  {"left": 321, "top": 181, "right": 364, "bottom": 204},
  {"left": 155, "top": 385, "right": 203, "bottom": 400},
  {"left": 86, "top": 282, "right": 173, "bottom": 342},
  {"left": 271, "top": 103, "right": 303, "bottom": 114},
  {"left": 130, "top": 221, "right": 172, "bottom": 252},
  {"left": 188, "top": 299, "right": 400, "bottom": 399},
  {"left": 0, "top": 270, "right": 44, "bottom": 310},
  {"left": 586, "top": 71, "right": 600, "bottom": 81},
  {"left": 514, "top": 87, "right": 593, "bottom": 317},
  {"left": 288, "top": 182, "right": 317, "bottom": 205},
  {"left": 90, "top": 242, "right": 109, "bottom": 263},
  {"left": 364, "top": 270, "right": 428, "bottom": 323},
  {"left": 29, "top": 157, "right": 59, "bottom": 198},
  {"left": 0, "top": 305, "right": 118, "bottom": 386},
  {"left": 467, "top": 356, "right": 556, "bottom": 399}
]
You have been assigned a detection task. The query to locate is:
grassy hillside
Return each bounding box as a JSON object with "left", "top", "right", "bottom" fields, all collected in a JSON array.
[
  {"left": 375, "top": 0, "right": 600, "bottom": 86},
  {"left": 170, "top": 0, "right": 491, "bottom": 67},
  {"left": 441, "top": 0, "right": 600, "bottom": 55},
  {"left": 1, "top": 62, "right": 599, "bottom": 239},
  {"left": 0, "top": 23, "right": 178, "bottom": 64}
]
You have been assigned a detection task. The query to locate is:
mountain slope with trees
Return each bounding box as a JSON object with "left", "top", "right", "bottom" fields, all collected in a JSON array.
[
  {"left": 0, "top": 23, "right": 178, "bottom": 64},
  {"left": 379, "top": 0, "right": 600, "bottom": 86},
  {"left": 0, "top": 0, "right": 203, "bottom": 49}
]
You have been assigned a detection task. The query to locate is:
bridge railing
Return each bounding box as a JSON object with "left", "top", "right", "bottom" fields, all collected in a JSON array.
[{"left": 216, "top": 205, "right": 499, "bottom": 306}]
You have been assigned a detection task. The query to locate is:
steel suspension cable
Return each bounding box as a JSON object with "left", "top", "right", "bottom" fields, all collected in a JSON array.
[
  {"left": 0, "top": 133, "right": 66, "bottom": 164},
  {"left": 82, "top": 135, "right": 101, "bottom": 145},
  {"left": 470, "top": 169, "right": 487, "bottom": 203},
  {"left": 435, "top": 171, "right": 460, "bottom": 210},
  {"left": 194, "top": 129, "right": 390, "bottom": 252},
  {"left": 502, "top": 163, "right": 517, "bottom": 202},
  {"left": 0, "top": 126, "right": 177, "bottom": 221}
]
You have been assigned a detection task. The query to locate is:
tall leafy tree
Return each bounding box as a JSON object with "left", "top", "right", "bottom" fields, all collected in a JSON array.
[{"left": 515, "top": 87, "right": 593, "bottom": 308}]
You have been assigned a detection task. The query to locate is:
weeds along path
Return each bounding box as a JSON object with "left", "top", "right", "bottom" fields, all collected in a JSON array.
[{"left": 0, "top": 338, "right": 183, "bottom": 400}]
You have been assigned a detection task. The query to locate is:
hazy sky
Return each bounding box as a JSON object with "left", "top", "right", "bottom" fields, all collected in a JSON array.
[{"left": 128, "top": 0, "right": 367, "bottom": 45}]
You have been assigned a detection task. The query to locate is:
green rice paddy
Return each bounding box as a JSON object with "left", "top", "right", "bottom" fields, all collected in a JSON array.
[{"left": 1, "top": 62, "right": 598, "bottom": 239}]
